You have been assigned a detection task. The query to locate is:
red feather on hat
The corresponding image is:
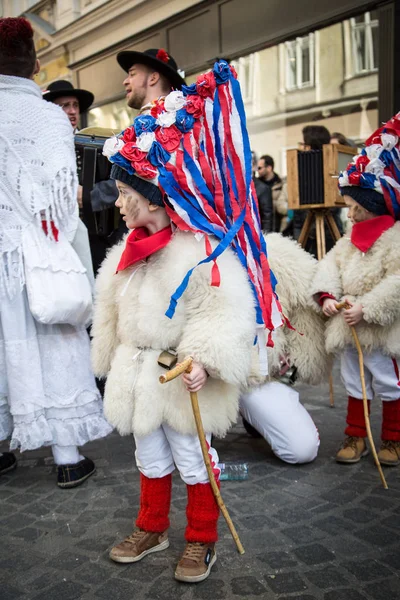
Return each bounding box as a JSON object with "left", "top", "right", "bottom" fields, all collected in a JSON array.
[{"left": 156, "top": 49, "right": 169, "bottom": 64}]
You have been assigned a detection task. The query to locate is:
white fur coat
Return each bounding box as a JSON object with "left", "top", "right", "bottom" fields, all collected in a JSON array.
[
  {"left": 265, "top": 233, "right": 330, "bottom": 385},
  {"left": 310, "top": 223, "right": 400, "bottom": 357},
  {"left": 91, "top": 231, "right": 256, "bottom": 438}
]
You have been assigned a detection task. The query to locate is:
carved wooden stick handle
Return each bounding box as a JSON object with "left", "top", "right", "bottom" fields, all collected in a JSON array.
[
  {"left": 335, "top": 301, "right": 351, "bottom": 310},
  {"left": 159, "top": 356, "right": 193, "bottom": 383}
]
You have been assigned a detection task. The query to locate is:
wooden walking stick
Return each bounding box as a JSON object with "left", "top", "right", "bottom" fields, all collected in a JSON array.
[
  {"left": 159, "top": 356, "right": 245, "bottom": 554},
  {"left": 335, "top": 302, "right": 388, "bottom": 489}
]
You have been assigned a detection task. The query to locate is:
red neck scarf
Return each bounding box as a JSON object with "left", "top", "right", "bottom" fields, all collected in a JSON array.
[
  {"left": 116, "top": 226, "right": 172, "bottom": 273},
  {"left": 351, "top": 215, "right": 395, "bottom": 252}
]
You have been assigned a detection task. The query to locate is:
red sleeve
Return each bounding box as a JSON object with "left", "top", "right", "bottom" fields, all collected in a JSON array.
[{"left": 318, "top": 292, "right": 336, "bottom": 307}]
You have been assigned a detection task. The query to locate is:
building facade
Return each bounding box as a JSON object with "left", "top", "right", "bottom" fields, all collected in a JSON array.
[{"left": 2, "top": 0, "right": 398, "bottom": 175}]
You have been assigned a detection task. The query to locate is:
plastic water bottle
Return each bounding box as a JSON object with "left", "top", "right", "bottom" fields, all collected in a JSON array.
[{"left": 219, "top": 462, "right": 248, "bottom": 481}]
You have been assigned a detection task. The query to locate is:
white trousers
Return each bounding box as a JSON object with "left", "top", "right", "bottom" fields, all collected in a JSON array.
[
  {"left": 341, "top": 347, "right": 400, "bottom": 401},
  {"left": 134, "top": 423, "right": 220, "bottom": 485},
  {"left": 240, "top": 382, "right": 320, "bottom": 464}
]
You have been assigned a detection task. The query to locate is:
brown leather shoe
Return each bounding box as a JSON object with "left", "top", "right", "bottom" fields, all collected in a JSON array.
[
  {"left": 378, "top": 440, "right": 400, "bottom": 466},
  {"left": 174, "top": 542, "right": 217, "bottom": 583},
  {"left": 336, "top": 436, "right": 368, "bottom": 463},
  {"left": 109, "top": 529, "right": 169, "bottom": 563}
]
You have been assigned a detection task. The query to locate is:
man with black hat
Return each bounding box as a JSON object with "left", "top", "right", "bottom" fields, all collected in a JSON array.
[
  {"left": 117, "top": 47, "right": 185, "bottom": 111},
  {"left": 43, "top": 79, "right": 94, "bottom": 132}
]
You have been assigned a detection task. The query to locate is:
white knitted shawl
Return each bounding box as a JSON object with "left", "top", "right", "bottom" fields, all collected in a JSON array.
[{"left": 0, "top": 75, "right": 78, "bottom": 298}]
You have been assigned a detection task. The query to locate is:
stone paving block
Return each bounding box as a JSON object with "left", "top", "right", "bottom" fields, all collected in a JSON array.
[
  {"left": 352, "top": 525, "right": 398, "bottom": 548},
  {"left": 0, "top": 551, "right": 45, "bottom": 575},
  {"left": 238, "top": 514, "right": 276, "bottom": 531},
  {"left": 379, "top": 552, "right": 400, "bottom": 570},
  {"left": 11, "top": 526, "right": 44, "bottom": 542},
  {"left": 25, "top": 502, "right": 60, "bottom": 518},
  {"left": 282, "top": 525, "right": 326, "bottom": 545},
  {"left": 27, "top": 571, "right": 60, "bottom": 593},
  {"left": 274, "top": 507, "right": 311, "bottom": 525},
  {"left": 117, "top": 564, "right": 169, "bottom": 583},
  {"left": 46, "top": 550, "right": 89, "bottom": 571},
  {"left": 343, "top": 558, "right": 393, "bottom": 582},
  {"left": 94, "top": 578, "right": 141, "bottom": 599},
  {"left": 280, "top": 596, "right": 318, "bottom": 600},
  {"left": 320, "top": 488, "right": 362, "bottom": 505},
  {"left": 304, "top": 566, "right": 350, "bottom": 589},
  {"left": 0, "top": 512, "right": 36, "bottom": 530},
  {"left": 341, "top": 507, "right": 377, "bottom": 524},
  {"left": 381, "top": 513, "right": 400, "bottom": 529},
  {"left": 324, "top": 533, "right": 370, "bottom": 559},
  {"left": 265, "top": 571, "right": 308, "bottom": 594},
  {"left": 145, "top": 576, "right": 188, "bottom": 599},
  {"left": 324, "top": 591, "right": 368, "bottom": 600},
  {"left": 1, "top": 583, "right": 25, "bottom": 600},
  {"left": 256, "top": 550, "right": 297, "bottom": 569},
  {"left": 359, "top": 495, "right": 396, "bottom": 510},
  {"left": 313, "top": 515, "right": 357, "bottom": 535},
  {"left": 0, "top": 503, "right": 17, "bottom": 516},
  {"left": 230, "top": 576, "right": 267, "bottom": 596},
  {"left": 35, "top": 516, "right": 70, "bottom": 531},
  {"left": 76, "top": 534, "right": 119, "bottom": 553},
  {"left": 32, "top": 580, "right": 89, "bottom": 600},
  {"left": 192, "top": 578, "right": 227, "bottom": 599},
  {"left": 366, "top": 577, "right": 400, "bottom": 600},
  {"left": 292, "top": 543, "right": 335, "bottom": 565}
]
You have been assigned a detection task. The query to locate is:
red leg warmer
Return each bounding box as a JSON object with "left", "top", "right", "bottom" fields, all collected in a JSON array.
[
  {"left": 135, "top": 473, "right": 171, "bottom": 532},
  {"left": 185, "top": 482, "right": 220, "bottom": 544},
  {"left": 382, "top": 399, "right": 400, "bottom": 442},
  {"left": 344, "top": 396, "right": 371, "bottom": 438}
]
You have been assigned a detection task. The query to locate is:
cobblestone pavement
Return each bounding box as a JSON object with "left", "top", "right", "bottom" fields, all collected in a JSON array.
[{"left": 1, "top": 367, "right": 400, "bottom": 600}]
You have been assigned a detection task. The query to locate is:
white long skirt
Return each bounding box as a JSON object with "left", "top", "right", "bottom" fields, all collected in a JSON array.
[{"left": 0, "top": 283, "right": 113, "bottom": 452}]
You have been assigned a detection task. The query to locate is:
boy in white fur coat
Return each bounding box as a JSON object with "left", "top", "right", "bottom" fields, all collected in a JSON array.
[
  {"left": 91, "top": 64, "right": 284, "bottom": 583},
  {"left": 92, "top": 165, "right": 256, "bottom": 582},
  {"left": 311, "top": 114, "right": 400, "bottom": 466}
]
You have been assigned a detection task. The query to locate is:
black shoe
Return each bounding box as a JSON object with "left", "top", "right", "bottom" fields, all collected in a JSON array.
[
  {"left": 0, "top": 452, "right": 17, "bottom": 475},
  {"left": 57, "top": 457, "right": 96, "bottom": 489},
  {"left": 242, "top": 418, "right": 262, "bottom": 438}
]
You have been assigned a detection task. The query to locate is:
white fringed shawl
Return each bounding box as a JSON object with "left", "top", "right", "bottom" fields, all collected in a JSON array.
[{"left": 0, "top": 75, "right": 78, "bottom": 298}]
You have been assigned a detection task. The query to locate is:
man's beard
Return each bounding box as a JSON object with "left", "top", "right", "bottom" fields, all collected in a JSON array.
[{"left": 127, "top": 89, "right": 146, "bottom": 110}]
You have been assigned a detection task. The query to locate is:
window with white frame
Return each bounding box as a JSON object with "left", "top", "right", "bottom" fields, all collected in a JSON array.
[
  {"left": 285, "top": 33, "right": 314, "bottom": 91},
  {"left": 231, "top": 54, "right": 255, "bottom": 104},
  {"left": 351, "top": 11, "right": 378, "bottom": 74}
]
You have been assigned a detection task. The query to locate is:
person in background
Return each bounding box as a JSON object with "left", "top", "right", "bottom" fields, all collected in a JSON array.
[
  {"left": 252, "top": 151, "right": 273, "bottom": 232},
  {"left": 331, "top": 132, "right": 357, "bottom": 148},
  {"left": 44, "top": 80, "right": 121, "bottom": 273},
  {"left": 0, "top": 17, "right": 112, "bottom": 486},
  {"left": 293, "top": 125, "right": 343, "bottom": 256},
  {"left": 330, "top": 131, "right": 349, "bottom": 145},
  {"left": 257, "top": 154, "right": 288, "bottom": 232},
  {"left": 43, "top": 80, "right": 94, "bottom": 133},
  {"left": 117, "top": 47, "right": 185, "bottom": 112}
]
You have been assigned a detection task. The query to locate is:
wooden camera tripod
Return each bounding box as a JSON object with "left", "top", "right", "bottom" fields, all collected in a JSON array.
[{"left": 297, "top": 207, "right": 342, "bottom": 261}]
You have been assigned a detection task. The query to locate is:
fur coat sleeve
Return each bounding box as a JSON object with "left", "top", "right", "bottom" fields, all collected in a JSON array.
[
  {"left": 177, "top": 246, "right": 256, "bottom": 387},
  {"left": 91, "top": 240, "right": 124, "bottom": 377},
  {"left": 309, "top": 240, "right": 345, "bottom": 310},
  {"left": 265, "top": 233, "right": 330, "bottom": 385}
]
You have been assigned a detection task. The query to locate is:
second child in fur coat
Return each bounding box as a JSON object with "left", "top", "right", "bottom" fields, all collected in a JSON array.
[{"left": 311, "top": 113, "right": 400, "bottom": 466}]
